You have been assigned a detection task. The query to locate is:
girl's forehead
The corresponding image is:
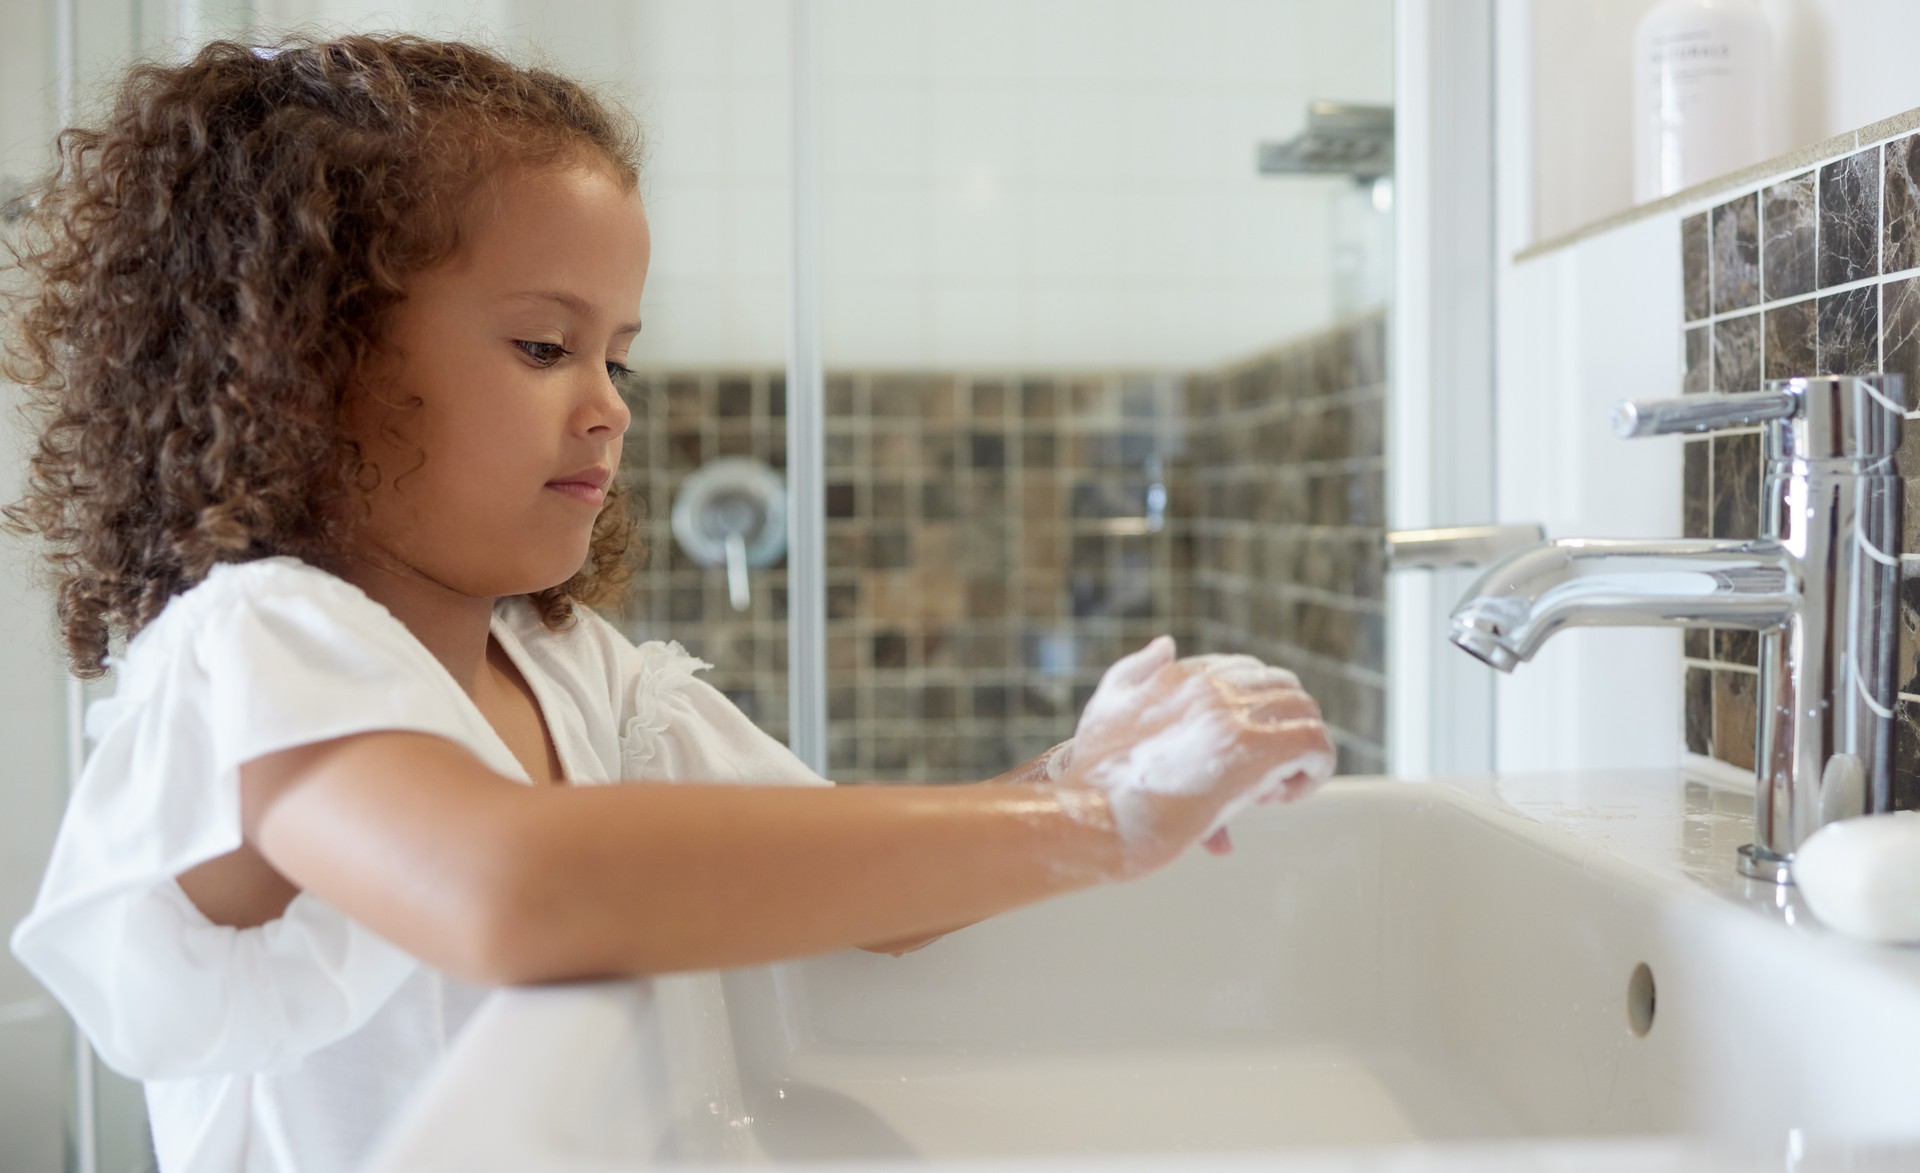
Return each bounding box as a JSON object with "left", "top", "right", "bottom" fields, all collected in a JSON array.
[{"left": 446, "top": 162, "right": 649, "bottom": 286}]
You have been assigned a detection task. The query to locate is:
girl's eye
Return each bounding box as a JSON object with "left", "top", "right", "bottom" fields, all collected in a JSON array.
[
  {"left": 515, "top": 340, "right": 570, "bottom": 366},
  {"left": 606, "top": 360, "right": 634, "bottom": 386}
]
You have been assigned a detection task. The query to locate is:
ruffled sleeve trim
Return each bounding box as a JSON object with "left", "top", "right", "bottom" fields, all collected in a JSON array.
[{"left": 618, "top": 640, "right": 714, "bottom": 779}]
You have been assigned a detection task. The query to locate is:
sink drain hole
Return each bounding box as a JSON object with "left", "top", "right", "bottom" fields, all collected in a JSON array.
[{"left": 1626, "top": 962, "right": 1656, "bottom": 1037}]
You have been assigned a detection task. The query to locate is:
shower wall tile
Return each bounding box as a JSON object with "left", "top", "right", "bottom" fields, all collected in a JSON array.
[
  {"left": 1712, "top": 312, "right": 1762, "bottom": 392},
  {"left": 1762, "top": 171, "right": 1818, "bottom": 301},
  {"left": 1886, "top": 133, "right": 1920, "bottom": 275},
  {"left": 1820, "top": 148, "right": 1882, "bottom": 288},
  {"left": 1711, "top": 193, "right": 1760, "bottom": 313},
  {"left": 1186, "top": 311, "right": 1390, "bottom": 772},
  {"left": 1683, "top": 212, "right": 1711, "bottom": 322}
]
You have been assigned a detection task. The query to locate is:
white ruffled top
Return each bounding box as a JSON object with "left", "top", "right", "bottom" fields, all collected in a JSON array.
[{"left": 9, "top": 557, "right": 826, "bottom": 1173}]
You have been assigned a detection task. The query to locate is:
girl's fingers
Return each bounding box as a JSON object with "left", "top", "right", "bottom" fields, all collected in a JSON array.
[
  {"left": 1186, "top": 654, "right": 1303, "bottom": 695},
  {"left": 1096, "top": 634, "right": 1176, "bottom": 694},
  {"left": 1242, "top": 692, "right": 1323, "bottom": 730},
  {"left": 1202, "top": 826, "right": 1233, "bottom": 854}
]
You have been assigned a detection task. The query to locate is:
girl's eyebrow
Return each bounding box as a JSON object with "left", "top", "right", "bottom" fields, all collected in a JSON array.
[{"left": 504, "top": 289, "right": 643, "bottom": 335}]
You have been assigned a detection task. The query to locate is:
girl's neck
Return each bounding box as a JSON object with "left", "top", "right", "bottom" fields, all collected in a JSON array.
[{"left": 333, "top": 553, "right": 498, "bottom": 695}]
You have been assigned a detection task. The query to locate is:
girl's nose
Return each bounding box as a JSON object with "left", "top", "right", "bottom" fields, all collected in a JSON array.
[{"left": 582, "top": 368, "right": 633, "bottom": 436}]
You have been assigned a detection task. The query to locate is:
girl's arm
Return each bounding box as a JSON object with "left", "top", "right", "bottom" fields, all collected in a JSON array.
[
  {"left": 238, "top": 636, "right": 1331, "bottom": 985},
  {"left": 240, "top": 734, "right": 1126, "bottom": 984}
]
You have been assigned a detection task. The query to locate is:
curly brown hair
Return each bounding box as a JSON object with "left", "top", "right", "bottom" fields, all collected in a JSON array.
[{"left": 2, "top": 33, "right": 647, "bottom": 677}]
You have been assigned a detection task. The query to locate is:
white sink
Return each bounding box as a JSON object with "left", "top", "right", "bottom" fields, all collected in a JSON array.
[{"left": 365, "top": 773, "right": 1920, "bottom": 1170}]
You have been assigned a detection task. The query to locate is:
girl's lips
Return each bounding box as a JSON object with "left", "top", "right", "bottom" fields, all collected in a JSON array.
[{"left": 545, "top": 480, "right": 606, "bottom": 505}]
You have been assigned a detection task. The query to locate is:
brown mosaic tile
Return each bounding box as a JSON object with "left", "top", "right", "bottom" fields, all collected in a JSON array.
[
  {"left": 1762, "top": 298, "right": 1817, "bottom": 382},
  {"left": 1682, "top": 212, "right": 1711, "bottom": 322},
  {"left": 1817, "top": 286, "right": 1880, "bottom": 375},
  {"left": 1710, "top": 432, "right": 1761, "bottom": 541},
  {"left": 1897, "top": 698, "right": 1920, "bottom": 811},
  {"left": 1890, "top": 133, "right": 1920, "bottom": 275},
  {"left": 1711, "top": 669, "right": 1757, "bottom": 772},
  {"left": 1711, "top": 192, "right": 1761, "bottom": 313},
  {"left": 1683, "top": 326, "right": 1711, "bottom": 392},
  {"left": 1683, "top": 439, "right": 1710, "bottom": 540},
  {"left": 1712, "top": 312, "right": 1762, "bottom": 392},
  {"left": 1762, "top": 170, "right": 1818, "bottom": 301},
  {"left": 1820, "top": 147, "right": 1882, "bottom": 288},
  {"left": 1882, "top": 276, "right": 1920, "bottom": 411}
]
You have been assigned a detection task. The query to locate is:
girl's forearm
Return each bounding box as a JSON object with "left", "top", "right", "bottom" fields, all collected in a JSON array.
[
  {"left": 245, "top": 732, "right": 1125, "bottom": 986},
  {"left": 497, "top": 781, "right": 1122, "bottom": 983}
]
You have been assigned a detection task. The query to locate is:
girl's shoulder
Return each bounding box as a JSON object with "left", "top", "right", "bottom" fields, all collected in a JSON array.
[
  {"left": 108, "top": 556, "right": 414, "bottom": 702},
  {"left": 128, "top": 555, "right": 390, "bottom": 654}
]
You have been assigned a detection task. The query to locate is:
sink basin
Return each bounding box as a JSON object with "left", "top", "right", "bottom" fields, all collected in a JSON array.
[{"left": 365, "top": 773, "right": 1920, "bottom": 1170}]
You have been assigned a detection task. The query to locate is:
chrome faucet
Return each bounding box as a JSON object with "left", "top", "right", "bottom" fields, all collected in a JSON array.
[{"left": 1448, "top": 376, "right": 1905, "bottom": 883}]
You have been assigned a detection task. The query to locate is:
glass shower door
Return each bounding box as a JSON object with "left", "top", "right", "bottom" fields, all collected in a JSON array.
[{"left": 811, "top": 0, "right": 1396, "bottom": 782}]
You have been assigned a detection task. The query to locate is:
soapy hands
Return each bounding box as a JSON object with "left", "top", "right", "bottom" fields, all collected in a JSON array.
[{"left": 1057, "top": 635, "right": 1335, "bottom": 873}]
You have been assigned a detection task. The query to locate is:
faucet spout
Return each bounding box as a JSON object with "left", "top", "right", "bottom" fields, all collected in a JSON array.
[{"left": 1448, "top": 538, "right": 1798, "bottom": 672}]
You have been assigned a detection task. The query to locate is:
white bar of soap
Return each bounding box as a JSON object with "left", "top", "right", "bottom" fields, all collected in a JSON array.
[{"left": 1794, "top": 812, "right": 1920, "bottom": 943}]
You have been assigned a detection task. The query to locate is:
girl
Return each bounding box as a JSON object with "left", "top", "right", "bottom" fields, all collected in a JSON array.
[{"left": 2, "top": 34, "right": 1335, "bottom": 1173}]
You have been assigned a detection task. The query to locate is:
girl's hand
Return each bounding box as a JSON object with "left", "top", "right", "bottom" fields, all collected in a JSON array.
[{"left": 1059, "top": 636, "right": 1335, "bottom": 874}]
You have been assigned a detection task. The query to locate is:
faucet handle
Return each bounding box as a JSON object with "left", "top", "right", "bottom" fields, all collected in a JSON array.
[{"left": 1611, "top": 389, "right": 1799, "bottom": 438}]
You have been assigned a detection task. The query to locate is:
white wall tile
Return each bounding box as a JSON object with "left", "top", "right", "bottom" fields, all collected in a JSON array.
[
  {"left": 729, "top": 182, "right": 791, "bottom": 280},
  {"left": 642, "top": 184, "right": 727, "bottom": 281},
  {"left": 824, "top": 83, "right": 931, "bottom": 179},
  {"left": 1031, "top": 280, "right": 1127, "bottom": 368},
  {"left": 928, "top": 180, "right": 1027, "bottom": 281},
  {"left": 1030, "top": 186, "right": 1125, "bottom": 281},
  {"left": 930, "top": 280, "right": 1029, "bottom": 366},
  {"left": 826, "top": 183, "right": 926, "bottom": 280},
  {"left": 1026, "top": 90, "right": 1126, "bottom": 182},
  {"left": 825, "top": 279, "right": 929, "bottom": 366},
  {"left": 615, "top": 1, "right": 1393, "bottom": 369}
]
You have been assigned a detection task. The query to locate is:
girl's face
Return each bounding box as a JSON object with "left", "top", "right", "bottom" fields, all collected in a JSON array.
[{"left": 347, "top": 159, "right": 649, "bottom": 599}]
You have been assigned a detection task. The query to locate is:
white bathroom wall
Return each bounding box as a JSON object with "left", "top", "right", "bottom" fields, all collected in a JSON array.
[
  {"left": 636, "top": 0, "right": 1395, "bottom": 370},
  {"left": 0, "top": 8, "right": 81, "bottom": 1171},
  {"left": 1530, "top": 0, "right": 1920, "bottom": 245},
  {"left": 1491, "top": 215, "right": 1687, "bottom": 772},
  {"left": 243, "top": 0, "right": 1394, "bottom": 370},
  {"left": 1491, "top": 0, "right": 1687, "bottom": 773}
]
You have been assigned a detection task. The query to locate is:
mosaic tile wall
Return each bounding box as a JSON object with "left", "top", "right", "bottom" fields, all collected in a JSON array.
[
  {"left": 1185, "top": 311, "right": 1391, "bottom": 775},
  {"left": 1678, "top": 129, "right": 1920, "bottom": 787},
  {"left": 617, "top": 316, "right": 1389, "bottom": 782},
  {"left": 617, "top": 371, "right": 1195, "bottom": 783}
]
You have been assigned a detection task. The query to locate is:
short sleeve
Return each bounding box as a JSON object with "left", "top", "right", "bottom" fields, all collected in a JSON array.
[{"left": 9, "top": 558, "right": 479, "bottom": 1079}]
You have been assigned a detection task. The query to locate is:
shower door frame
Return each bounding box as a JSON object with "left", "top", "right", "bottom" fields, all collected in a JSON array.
[{"left": 1388, "top": 0, "right": 1500, "bottom": 777}]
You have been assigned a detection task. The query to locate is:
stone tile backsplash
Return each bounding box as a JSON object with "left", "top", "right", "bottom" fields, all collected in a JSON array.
[
  {"left": 1679, "top": 127, "right": 1920, "bottom": 782},
  {"left": 616, "top": 311, "right": 1389, "bottom": 782}
]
